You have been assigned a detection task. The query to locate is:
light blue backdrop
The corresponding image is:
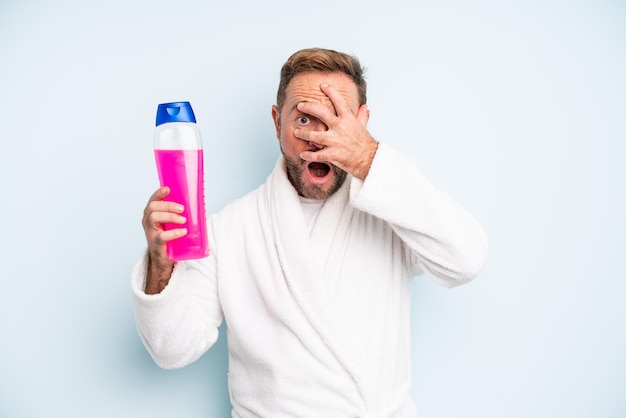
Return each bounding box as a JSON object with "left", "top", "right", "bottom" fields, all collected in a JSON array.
[{"left": 1, "top": 0, "right": 624, "bottom": 417}]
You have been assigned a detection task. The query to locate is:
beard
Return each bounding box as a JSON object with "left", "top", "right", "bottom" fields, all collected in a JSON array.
[{"left": 283, "top": 154, "right": 347, "bottom": 200}]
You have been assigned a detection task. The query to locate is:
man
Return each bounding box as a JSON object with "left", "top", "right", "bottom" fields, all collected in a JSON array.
[{"left": 133, "top": 48, "right": 488, "bottom": 417}]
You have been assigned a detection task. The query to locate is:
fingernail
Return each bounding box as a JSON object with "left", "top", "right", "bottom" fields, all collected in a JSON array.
[{"left": 176, "top": 204, "right": 184, "bottom": 212}]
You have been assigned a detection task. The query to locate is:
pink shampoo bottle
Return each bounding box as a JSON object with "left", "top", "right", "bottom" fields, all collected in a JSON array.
[{"left": 154, "top": 101, "right": 209, "bottom": 261}]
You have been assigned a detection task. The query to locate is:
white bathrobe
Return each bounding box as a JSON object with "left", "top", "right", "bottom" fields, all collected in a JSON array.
[{"left": 132, "top": 142, "right": 488, "bottom": 418}]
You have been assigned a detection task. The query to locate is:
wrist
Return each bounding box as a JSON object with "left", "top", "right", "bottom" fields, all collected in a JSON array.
[
  {"left": 145, "top": 253, "right": 175, "bottom": 294},
  {"left": 355, "top": 140, "right": 379, "bottom": 180}
]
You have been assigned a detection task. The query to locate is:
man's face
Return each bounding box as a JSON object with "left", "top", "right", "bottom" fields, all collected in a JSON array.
[{"left": 271, "top": 71, "right": 361, "bottom": 200}]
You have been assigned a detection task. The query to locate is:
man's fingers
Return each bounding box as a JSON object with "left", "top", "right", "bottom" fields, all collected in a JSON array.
[
  {"left": 146, "top": 211, "right": 186, "bottom": 229},
  {"left": 296, "top": 83, "right": 360, "bottom": 129},
  {"left": 149, "top": 186, "right": 170, "bottom": 202},
  {"left": 145, "top": 199, "right": 184, "bottom": 216},
  {"left": 296, "top": 101, "right": 337, "bottom": 128},
  {"left": 141, "top": 187, "right": 188, "bottom": 266},
  {"left": 147, "top": 187, "right": 185, "bottom": 212},
  {"left": 155, "top": 228, "right": 188, "bottom": 244},
  {"left": 320, "top": 83, "right": 353, "bottom": 118},
  {"left": 299, "top": 150, "right": 320, "bottom": 162},
  {"left": 142, "top": 188, "right": 186, "bottom": 232},
  {"left": 294, "top": 128, "right": 326, "bottom": 145}
]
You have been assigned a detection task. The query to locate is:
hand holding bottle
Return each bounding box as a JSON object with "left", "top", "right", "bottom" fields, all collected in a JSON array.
[{"left": 141, "top": 186, "right": 186, "bottom": 294}]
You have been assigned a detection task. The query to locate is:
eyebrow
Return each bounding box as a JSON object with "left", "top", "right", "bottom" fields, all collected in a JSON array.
[{"left": 289, "top": 103, "right": 301, "bottom": 113}]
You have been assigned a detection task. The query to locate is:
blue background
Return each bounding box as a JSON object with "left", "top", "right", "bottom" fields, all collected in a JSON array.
[{"left": 1, "top": 0, "right": 624, "bottom": 416}]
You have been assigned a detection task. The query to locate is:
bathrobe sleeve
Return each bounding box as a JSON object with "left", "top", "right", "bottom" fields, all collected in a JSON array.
[
  {"left": 131, "top": 247, "right": 223, "bottom": 369},
  {"left": 349, "top": 142, "right": 489, "bottom": 287}
]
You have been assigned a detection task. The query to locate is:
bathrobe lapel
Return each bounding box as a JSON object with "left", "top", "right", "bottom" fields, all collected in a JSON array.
[{"left": 267, "top": 157, "right": 365, "bottom": 391}]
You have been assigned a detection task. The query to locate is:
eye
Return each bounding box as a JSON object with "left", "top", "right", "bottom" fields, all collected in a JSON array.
[{"left": 297, "top": 115, "right": 310, "bottom": 125}]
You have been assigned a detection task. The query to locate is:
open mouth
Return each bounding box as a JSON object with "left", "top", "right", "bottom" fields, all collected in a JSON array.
[{"left": 306, "top": 161, "right": 331, "bottom": 184}]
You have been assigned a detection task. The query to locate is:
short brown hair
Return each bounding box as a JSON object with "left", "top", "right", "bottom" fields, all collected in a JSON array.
[{"left": 276, "top": 48, "right": 367, "bottom": 110}]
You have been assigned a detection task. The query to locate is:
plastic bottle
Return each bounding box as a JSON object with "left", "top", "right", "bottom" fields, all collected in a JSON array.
[{"left": 154, "top": 101, "right": 209, "bottom": 261}]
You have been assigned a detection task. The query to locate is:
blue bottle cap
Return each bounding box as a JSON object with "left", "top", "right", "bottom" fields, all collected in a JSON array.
[{"left": 155, "top": 101, "right": 197, "bottom": 126}]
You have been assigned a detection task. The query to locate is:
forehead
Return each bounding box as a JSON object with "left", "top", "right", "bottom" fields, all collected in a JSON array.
[{"left": 283, "top": 71, "right": 359, "bottom": 112}]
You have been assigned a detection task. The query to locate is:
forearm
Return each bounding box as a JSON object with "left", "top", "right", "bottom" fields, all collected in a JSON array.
[
  {"left": 349, "top": 142, "right": 488, "bottom": 286},
  {"left": 131, "top": 251, "right": 223, "bottom": 368},
  {"left": 144, "top": 255, "right": 175, "bottom": 294}
]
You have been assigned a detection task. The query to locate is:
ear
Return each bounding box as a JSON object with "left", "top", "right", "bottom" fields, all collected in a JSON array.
[
  {"left": 357, "top": 104, "right": 370, "bottom": 127},
  {"left": 271, "top": 105, "right": 281, "bottom": 139}
]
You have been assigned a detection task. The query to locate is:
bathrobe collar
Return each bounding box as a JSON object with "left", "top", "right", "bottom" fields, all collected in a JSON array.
[{"left": 266, "top": 156, "right": 366, "bottom": 392}]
